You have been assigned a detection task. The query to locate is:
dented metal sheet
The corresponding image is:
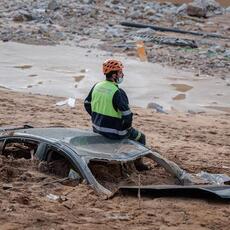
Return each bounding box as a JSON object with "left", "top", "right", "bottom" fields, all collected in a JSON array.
[
  {"left": 15, "top": 128, "right": 151, "bottom": 162},
  {"left": 1, "top": 126, "right": 230, "bottom": 200},
  {"left": 119, "top": 185, "right": 230, "bottom": 200}
]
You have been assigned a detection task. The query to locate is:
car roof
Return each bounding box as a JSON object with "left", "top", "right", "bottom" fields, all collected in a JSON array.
[{"left": 15, "top": 128, "right": 151, "bottom": 162}]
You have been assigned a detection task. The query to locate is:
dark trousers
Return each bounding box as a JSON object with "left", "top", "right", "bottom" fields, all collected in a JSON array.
[{"left": 127, "top": 127, "right": 146, "bottom": 145}]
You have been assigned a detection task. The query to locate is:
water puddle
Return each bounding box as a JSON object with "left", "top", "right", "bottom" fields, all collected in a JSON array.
[
  {"left": 74, "top": 75, "right": 85, "bottom": 82},
  {"left": 172, "top": 93, "right": 186, "bottom": 100},
  {"left": 0, "top": 42, "right": 229, "bottom": 113},
  {"left": 28, "top": 74, "right": 38, "bottom": 77},
  {"left": 14, "top": 65, "right": 32, "bottom": 69},
  {"left": 171, "top": 83, "right": 193, "bottom": 92}
]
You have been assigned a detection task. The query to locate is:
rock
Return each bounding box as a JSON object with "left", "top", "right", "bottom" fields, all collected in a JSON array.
[
  {"left": 226, "top": 7, "right": 230, "bottom": 14},
  {"left": 13, "top": 14, "right": 24, "bottom": 22},
  {"left": 38, "top": 25, "right": 49, "bottom": 34},
  {"left": 48, "top": 0, "right": 59, "bottom": 11},
  {"left": 187, "top": 0, "right": 222, "bottom": 18},
  {"left": 223, "top": 50, "right": 230, "bottom": 58},
  {"left": 63, "top": 200, "right": 75, "bottom": 209},
  {"left": 145, "top": 9, "right": 156, "bottom": 16},
  {"left": 110, "top": 0, "right": 120, "bottom": 4},
  {"left": 147, "top": 102, "right": 167, "bottom": 114},
  {"left": 176, "top": 3, "right": 188, "bottom": 15},
  {"left": 2, "top": 183, "right": 13, "bottom": 190},
  {"left": 208, "top": 45, "right": 225, "bottom": 53},
  {"left": 12, "top": 10, "right": 34, "bottom": 22},
  {"left": 187, "top": 1, "right": 206, "bottom": 17},
  {"left": 215, "top": 62, "right": 225, "bottom": 68},
  {"left": 52, "top": 12, "right": 64, "bottom": 21},
  {"left": 82, "top": 0, "right": 94, "bottom": 3}
]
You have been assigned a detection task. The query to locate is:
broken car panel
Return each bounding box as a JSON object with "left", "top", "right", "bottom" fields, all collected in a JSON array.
[{"left": 0, "top": 126, "right": 230, "bottom": 199}]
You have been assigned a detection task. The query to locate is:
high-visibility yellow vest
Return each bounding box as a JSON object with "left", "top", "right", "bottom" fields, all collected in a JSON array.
[{"left": 92, "top": 80, "right": 122, "bottom": 119}]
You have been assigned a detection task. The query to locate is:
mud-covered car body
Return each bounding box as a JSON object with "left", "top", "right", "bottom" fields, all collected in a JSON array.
[{"left": 1, "top": 126, "right": 230, "bottom": 199}]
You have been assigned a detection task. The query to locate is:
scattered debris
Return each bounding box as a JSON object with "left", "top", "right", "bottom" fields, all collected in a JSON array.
[
  {"left": 121, "top": 21, "right": 227, "bottom": 39},
  {"left": 136, "top": 40, "right": 148, "bottom": 62},
  {"left": 2, "top": 183, "right": 13, "bottom": 190},
  {"left": 158, "top": 37, "right": 197, "bottom": 48},
  {"left": 105, "top": 212, "right": 131, "bottom": 221},
  {"left": 132, "top": 33, "right": 198, "bottom": 48},
  {"left": 46, "top": 193, "right": 60, "bottom": 201},
  {"left": 196, "top": 171, "right": 230, "bottom": 185},
  {"left": 55, "top": 98, "right": 76, "bottom": 108},
  {"left": 147, "top": 102, "right": 167, "bottom": 114}
]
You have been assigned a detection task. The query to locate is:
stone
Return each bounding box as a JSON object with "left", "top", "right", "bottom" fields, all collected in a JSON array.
[
  {"left": 13, "top": 14, "right": 24, "bottom": 22},
  {"left": 12, "top": 10, "right": 34, "bottom": 22},
  {"left": 187, "top": 0, "right": 222, "bottom": 18},
  {"left": 223, "top": 50, "right": 230, "bottom": 58},
  {"left": 48, "top": 0, "right": 59, "bottom": 11},
  {"left": 147, "top": 102, "right": 167, "bottom": 114},
  {"left": 208, "top": 45, "right": 225, "bottom": 53},
  {"left": 226, "top": 7, "right": 230, "bottom": 14},
  {"left": 145, "top": 9, "right": 157, "bottom": 16},
  {"left": 176, "top": 3, "right": 188, "bottom": 15},
  {"left": 2, "top": 183, "right": 13, "bottom": 190},
  {"left": 111, "top": 0, "right": 120, "bottom": 4},
  {"left": 187, "top": 1, "right": 206, "bottom": 17},
  {"left": 82, "top": 0, "right": 94, "bottom": 3}
]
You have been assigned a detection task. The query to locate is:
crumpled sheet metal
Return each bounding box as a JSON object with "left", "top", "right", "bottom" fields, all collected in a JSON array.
[
  {"left": 15, "top": 128, "right": 151, "bottom": 162},
  {"left": 119, "top": 185, "right": 230, "bottom": 200}
]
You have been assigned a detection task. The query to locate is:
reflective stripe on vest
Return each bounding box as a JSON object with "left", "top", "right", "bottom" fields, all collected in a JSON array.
[{"left": 92, "top": 81, "right": 122, "bottom": 118}]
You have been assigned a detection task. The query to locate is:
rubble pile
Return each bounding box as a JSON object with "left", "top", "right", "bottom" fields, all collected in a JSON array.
[{"left": 0, "top": 0, "right": 229, "bottom": 77}]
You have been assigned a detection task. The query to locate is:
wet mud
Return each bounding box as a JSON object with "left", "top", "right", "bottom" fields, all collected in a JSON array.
[{"left": 0, "top": 89, "right": 230, "bottom": 229}]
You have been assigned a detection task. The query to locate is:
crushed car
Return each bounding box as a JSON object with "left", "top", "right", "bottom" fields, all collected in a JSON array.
[{"left": 1, "top": 125, "right": 230, "bottom": 200}]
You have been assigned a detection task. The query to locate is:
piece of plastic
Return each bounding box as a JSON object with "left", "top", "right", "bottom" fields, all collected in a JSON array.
[
  {"left": 68, "top": 169, "right": 81, "bottom": 180},
  {"left": 46, "top": 193, "right": 59, "bottom": 201},
  {"left": 196, "top": 171, "right": 230, "bottom": 185},
  {"left": 136, "top": 40, "right": 148, "bottom": 62},
  {"left": 55, "top": 98, "right": 76, "bottom": 108}
]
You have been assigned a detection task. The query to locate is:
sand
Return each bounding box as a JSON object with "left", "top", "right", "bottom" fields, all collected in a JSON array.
[{"left": 0, "top": 88, "right": 230, "bottom": 229}]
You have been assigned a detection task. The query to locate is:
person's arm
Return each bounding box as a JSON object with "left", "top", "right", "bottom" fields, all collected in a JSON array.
[
  {"left": 84, "top": 85, "right": 95, "bottom": 116},
  {"left": 113, "top": 89, "right": 133, "bottom": 129}
]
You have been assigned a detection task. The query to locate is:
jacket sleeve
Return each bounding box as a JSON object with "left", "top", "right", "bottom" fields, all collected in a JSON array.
[
  {"left": 113, "top": 89, "right": 133, "bottom": 129},
  {"left": 84, "top": 85, "right": 95, "bottom": 116}
]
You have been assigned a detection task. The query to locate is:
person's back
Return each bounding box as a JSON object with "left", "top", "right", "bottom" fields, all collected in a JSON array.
[
  {"left": 84, "top": 59, "right": 133, "bottom": 140},
  {"left": 90, "top": 80, "right": 128, "bottom": 139},
  {"left": 84, "top": 59, "right": 148, "bottom": 171}
]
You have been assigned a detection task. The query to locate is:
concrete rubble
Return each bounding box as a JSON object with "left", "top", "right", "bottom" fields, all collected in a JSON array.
[{"left": 0, "top": 0, "right": 229, "bottom": 78}]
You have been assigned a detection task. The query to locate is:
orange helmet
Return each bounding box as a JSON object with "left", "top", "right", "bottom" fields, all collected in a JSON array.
[{"left": 103, "top": 59, "right": 124, "bottom": 75}]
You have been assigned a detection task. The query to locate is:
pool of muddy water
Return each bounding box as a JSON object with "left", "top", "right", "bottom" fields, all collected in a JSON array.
[{"left": 0, "top": 42, "right": 229, "bottom": 113}]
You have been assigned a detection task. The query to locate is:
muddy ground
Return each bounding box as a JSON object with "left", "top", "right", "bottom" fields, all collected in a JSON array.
[
  {"left": 1, "top": 0, "right": 230, "bottom": 229},
  {"left": 0, "top": 88, "right": 230, "bottom": 229}
]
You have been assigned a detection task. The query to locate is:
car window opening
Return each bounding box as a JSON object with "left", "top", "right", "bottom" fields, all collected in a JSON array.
[
  {"left": 1, "top": 140, "right": 82, "bottom": 186},
  {"left": 2, "top": 140, "right": 38, "bottom": 159},
  {"left": 89, "top": 157, "right": 176, "bottom": 192},
  {"left": 38, "top": 148, "right": 83, "bottom": 185}
]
